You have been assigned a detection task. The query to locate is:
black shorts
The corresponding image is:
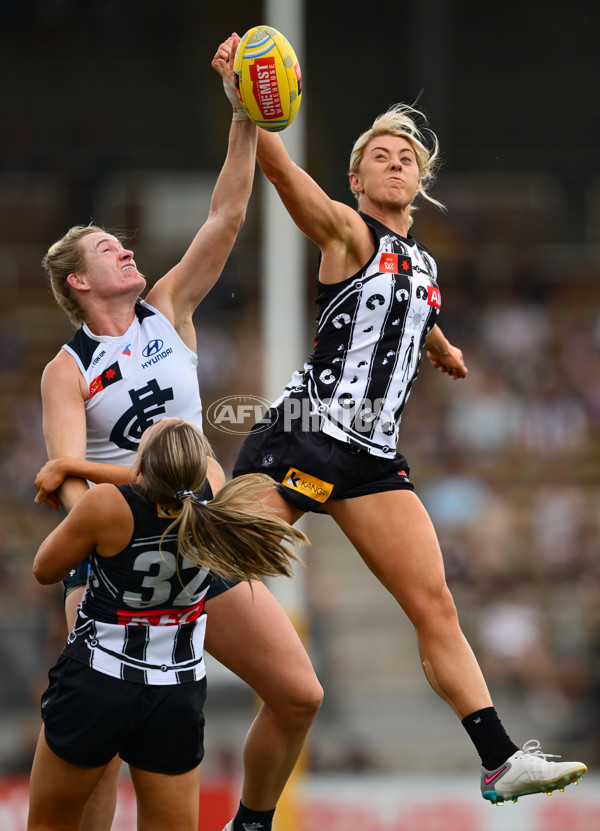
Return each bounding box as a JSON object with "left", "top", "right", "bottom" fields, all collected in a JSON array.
[
  {"left": 41, "top": 654, "right": 206, "bottom": 774},
  {"left": 63, "top": 479, "right": 239, "bottom": 601},
  {"left": 233, "top": 408, "right": 414, "bottom": 513}
]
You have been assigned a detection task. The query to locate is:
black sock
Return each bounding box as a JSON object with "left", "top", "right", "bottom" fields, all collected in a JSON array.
[
  {"left": 233, "top": 801, "right": 276, "bottom": 831},
  {"left": 461, "top": 707, "right": 519, "bottom": 771}
]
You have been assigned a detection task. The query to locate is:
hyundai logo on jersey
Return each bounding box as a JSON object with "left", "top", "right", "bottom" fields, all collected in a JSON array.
[{"left": 142, "top": 339, "right": 164, "bottom": 357}]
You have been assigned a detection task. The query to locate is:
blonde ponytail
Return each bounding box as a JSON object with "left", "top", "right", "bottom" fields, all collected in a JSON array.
[
  {"left": 174, "top": 474, "right": 305, "bottom": 580},
  {"left": 136, "top": 418, "right": 305, "bottom": 582}
]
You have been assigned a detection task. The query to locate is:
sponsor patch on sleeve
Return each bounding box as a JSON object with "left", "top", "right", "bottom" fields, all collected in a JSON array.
[{"left": 86, "top": 361, "right": 123, "bottom": 401}]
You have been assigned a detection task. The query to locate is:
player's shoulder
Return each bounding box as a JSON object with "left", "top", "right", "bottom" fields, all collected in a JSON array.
[
  {"left": 42, "top": 347, "right": 85, "bottom": 389},
  {"left": 74, "top": 484, "right": 134, "bottom": 555},
  {"left": 78, "top": 482, "right": 129, "bottom": 518},
  {"left": 323, "top": 204, "right": 376, "bottom": 265}
]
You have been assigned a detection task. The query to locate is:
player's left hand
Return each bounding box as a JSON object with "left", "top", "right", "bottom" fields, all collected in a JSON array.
[
  {"left": 426, "top": 343, "right": 468, "bottom": 380},
  {"left": 211, "top": 33, "right": 249, "bottom": 120},
  {"left": 34, "top": 460, "right": 67, "bottom": 510},
  {"left": 211, "top": 33, "right": 240, "bottom": 88}
]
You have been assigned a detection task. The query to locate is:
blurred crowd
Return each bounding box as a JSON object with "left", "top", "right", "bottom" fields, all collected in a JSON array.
[{"left": 1, "top": 191, "right": 600, "bottom": 774}]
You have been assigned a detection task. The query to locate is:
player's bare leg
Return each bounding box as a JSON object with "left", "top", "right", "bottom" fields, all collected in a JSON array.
[
  {"left": 205, "top": 578, "right": 322, "bottom": 812},
  {"left": 205, "top": 490, "right": 321, "bottom": 830},
  {"left": 129, "top": 764, "right": 201, "bottom": 831},
  {"left": 28, "top": 726, "right": 108, "bottom": 831},
  {"left": 77, "top": 755, "right": 121, "bottom": 831},
  {"left": 326, "top": 489, "right": 587, "bottom": 802},
  {"left": 326, "top": 489, "right": 492, "bottom": 716},
  {"left": 65, "top": 586, "right": 122, "bottom": 831}
]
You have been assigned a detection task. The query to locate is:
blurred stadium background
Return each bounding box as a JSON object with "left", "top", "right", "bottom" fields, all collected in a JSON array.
[{"left": 1, "top": 1, "right": 600, "bottom": 829}]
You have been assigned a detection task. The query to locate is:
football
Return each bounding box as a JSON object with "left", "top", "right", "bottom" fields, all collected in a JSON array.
[{"left": 234, "top": 25, "right": 302, "bottom": 132}]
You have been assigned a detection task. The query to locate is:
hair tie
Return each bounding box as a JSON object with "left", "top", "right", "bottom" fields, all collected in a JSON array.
[
  {"left": 174, "top": 489, "right": 208, "bottom": 506},
  {"left": 175, "top": 489, "right": 196, "bottom": 501}
]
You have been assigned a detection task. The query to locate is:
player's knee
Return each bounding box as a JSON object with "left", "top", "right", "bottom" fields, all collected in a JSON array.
[
  {"left": 268, "top": 675, "right": 324, "bottom": 726},
  {"left": 302, "top": 676, "right": 324, "bottom": 720},
  {"left": 290, "top": 676, "right": 324, "bottom": 723},
  {"left": 408, "top": 581, "right": 460, "bottom": 630}
]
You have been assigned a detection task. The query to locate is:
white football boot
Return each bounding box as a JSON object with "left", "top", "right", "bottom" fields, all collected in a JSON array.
[{"left": 481, "top": 739, "right": 587, "bottom": 804}]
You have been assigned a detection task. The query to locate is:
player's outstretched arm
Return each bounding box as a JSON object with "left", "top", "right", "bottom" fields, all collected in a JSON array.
[
  {"left": 212, "top": 32, "right": 358, "bottom": 257},
  {"left": 256, "top": 128, "right": 361, "bottom": 257},
  {"left": 147, "top": 34, "right": 258, "bottom": 329}
]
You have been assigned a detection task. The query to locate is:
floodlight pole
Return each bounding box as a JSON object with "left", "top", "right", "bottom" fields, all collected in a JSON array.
[
  {"left": 261, "top": 0, "right": 308, "bottom": 621},
  {"left": 261, "top": 1, "right": 309, "bottom": 827}
]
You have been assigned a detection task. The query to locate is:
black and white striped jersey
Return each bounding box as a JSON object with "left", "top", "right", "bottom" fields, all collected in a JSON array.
[
  {"left": 62, "top": 485, "right": 211, "bottom": 685},
  {"left": 274, "top": 213, "right": 441, "bottom": 457}
]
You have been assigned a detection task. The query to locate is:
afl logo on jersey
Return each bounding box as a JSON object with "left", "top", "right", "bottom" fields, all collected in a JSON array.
[
  {"left": 143, "top": 339, "right": 164, "bottom": 357},
  {"left": 379, "top": 253, "right": 412, "bottom": 275}
]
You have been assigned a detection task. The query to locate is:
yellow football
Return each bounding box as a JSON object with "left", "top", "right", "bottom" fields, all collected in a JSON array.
[{"left": 234, "top": 25, "right": 302, "bottom": 132}]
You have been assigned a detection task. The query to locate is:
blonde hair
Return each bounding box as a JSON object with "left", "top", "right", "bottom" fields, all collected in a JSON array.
[
  {"left": 349, "top": 103, "right": 445, "bottom": 227},
  {"left": 42, "top": 224, "right": 125, "bottom": 326},
  {"left": 136, "top": 418, "right": 306, "bottom": 581}
]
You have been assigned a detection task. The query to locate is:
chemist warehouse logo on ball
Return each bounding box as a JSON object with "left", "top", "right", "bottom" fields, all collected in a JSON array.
[
  {"left": 206, "top": 395, "right": 276, "bottom": 435},
  {"left": 250, "top": 58, "right": 284, "bottom": 119}
]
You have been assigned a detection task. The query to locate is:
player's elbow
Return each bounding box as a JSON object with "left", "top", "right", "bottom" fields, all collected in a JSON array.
[
  {"left": 229, "top": 206, "right": 248, "bottom": 234},
  {"left": 211, "top": 205, "right": 247, "bottom": 239},
  {"left": 32, "top": 556, "right": 59, "bottom": 585},
  {"left": 33, "top": 564, "right": 54, "bottom": 584}
]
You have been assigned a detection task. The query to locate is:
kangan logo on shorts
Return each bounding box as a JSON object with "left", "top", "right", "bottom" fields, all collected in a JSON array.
[{"left": 282, "top": 468, "right": 333, "bottom": 503}]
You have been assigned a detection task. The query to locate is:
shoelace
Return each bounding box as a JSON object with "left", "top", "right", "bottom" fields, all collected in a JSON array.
[{"left": 519, "top": 739, "right": 561, "bottom": 760}]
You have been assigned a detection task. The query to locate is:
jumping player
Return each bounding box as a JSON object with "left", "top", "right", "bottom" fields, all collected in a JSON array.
[
  {"left": 36, "top": 34, "right": 322, "bottom": 831},
  {"left": 212, "top": 34, "right": 587, "bottom": 806}
]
